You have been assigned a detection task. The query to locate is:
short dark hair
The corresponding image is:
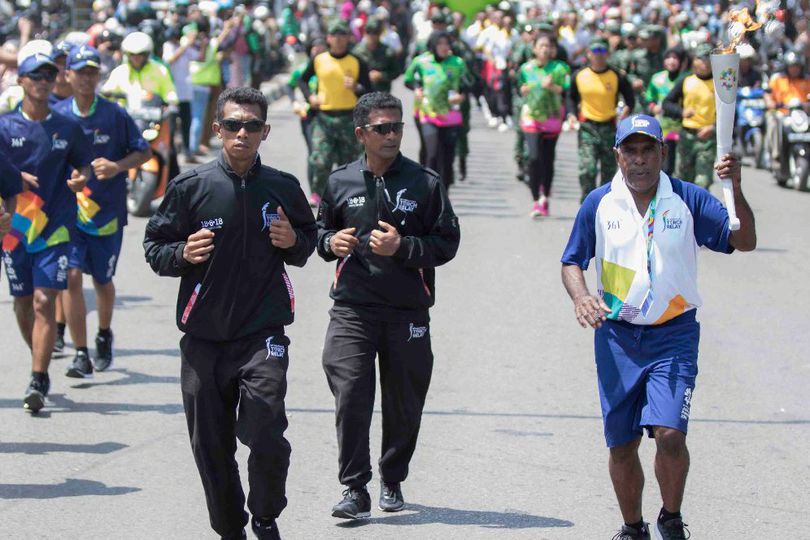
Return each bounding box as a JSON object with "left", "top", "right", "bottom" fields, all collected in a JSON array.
[
  {"left": 353, "top": 92, "right": 403, "bottom": 128},
  {"left": 216, "top": 87, "right": 268, "bottom": 122}
]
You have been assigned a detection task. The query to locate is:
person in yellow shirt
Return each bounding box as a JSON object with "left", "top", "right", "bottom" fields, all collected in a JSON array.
[
  {"left": 663, "top": 43, "right": 716, "bottom": 188},
  {"left": 298, "top": 19, "right": 371, "bottom": 206},
  {"left": 101, "top": 32, "right": 179, "bottom": 108},
  {"left": 566, "top": 37, "right": 635, "bottom": 201},
  {"left": 764, "top": 50, "right": 810, "bottom": 178}
]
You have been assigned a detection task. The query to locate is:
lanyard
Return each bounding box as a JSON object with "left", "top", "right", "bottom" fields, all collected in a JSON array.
[{"left": 645, "top": 195, "right": 657, "bottom": 281}]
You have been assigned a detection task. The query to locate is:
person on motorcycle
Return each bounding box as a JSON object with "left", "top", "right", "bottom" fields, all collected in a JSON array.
[
  {"left": 737, "top": 43, "right": 763, "bottom": 89},
  {"left": 764, "top": 50, "right": 810, "bottom": 174},
  {"left": 101, "top": 31, "right": 178, "bottom": 109}
]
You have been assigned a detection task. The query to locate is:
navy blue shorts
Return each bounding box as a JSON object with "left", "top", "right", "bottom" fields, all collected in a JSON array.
[
  {"left": 594, "top": 311, "right": 700, "bottom": 448},
  {"left": 3, "top": 243, "right": 71, "bottom": 297},
  {"left": 68, "top": 229, "right": 123, "bottom": 285}
]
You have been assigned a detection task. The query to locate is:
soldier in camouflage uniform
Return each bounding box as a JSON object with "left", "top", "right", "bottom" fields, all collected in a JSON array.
[
  {"left": 629, "top": 25, "right": 665, "bottom": 113},
  {"left": 663, "top": 43, "right": 716, "bottom": 188},
  {"left": 510, "top": 22, "right": 537, "bottom": 181},
  {"left": 451, "top": 26, "right": 481, "bottom": 181},
  {"left": 608, "top": 24, "right": 638, "bottom": 76},
  {"left": 352, "top": 18, "right": 401, "bottom": 93}
]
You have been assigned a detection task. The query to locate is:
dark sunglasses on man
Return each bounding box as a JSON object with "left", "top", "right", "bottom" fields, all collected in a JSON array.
[
  {"left": 363, "top": 122, "right": 404, "bottom": 135},
  {"left": 590, "top": 47, "right": 608, "bottom": 55},
  {"left": 25, "top": 70, "right": 57, "bottom": 82},
  {"left": 219, "top": 119, "right": 267, "bottom": 133}
]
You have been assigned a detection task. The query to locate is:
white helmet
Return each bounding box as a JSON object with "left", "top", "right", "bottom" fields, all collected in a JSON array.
[
  {"left": 121, "top": 32, "right": 154, "bottom": 55},
  {"left": 737, "top": 42, "right": 756, "bottom": 59}
]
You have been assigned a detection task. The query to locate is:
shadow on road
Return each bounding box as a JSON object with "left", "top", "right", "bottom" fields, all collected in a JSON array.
[
  {"left": 0, "top": 441, "right": 127, "bottom": 455},
  {"left": 114, "top": 348, "right": 180, "bottom": 358},
  {"left": 0, "top": 478, "right": 140, "bottom": 499},
  {"left": 337, "top": 503, "right": 573, "bottom": 529},
  {"left": 71, "top": 369, "right": 180, "bottom": 389}
]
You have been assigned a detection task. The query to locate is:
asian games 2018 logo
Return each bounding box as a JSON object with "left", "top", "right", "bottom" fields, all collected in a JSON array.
[{"left": 719, "top": 68, "right": 737, "bottom": 90}]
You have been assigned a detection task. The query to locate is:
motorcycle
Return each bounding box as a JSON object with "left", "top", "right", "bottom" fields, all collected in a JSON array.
[
  {"left": 775, "top": 97, "right": 810, "bottom": 191},
  {"left": 735, "top": 86, "right": 766, "bottom": 169},
  {"left": 125, "top": 93, "right": 176, "bottom": 216}
]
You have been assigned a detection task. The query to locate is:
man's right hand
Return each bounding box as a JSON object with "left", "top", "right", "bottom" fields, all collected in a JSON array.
[
  {"left": 573, "top": 294, "right": 611, "bottom": 329},
  {"left": 682, "top": 108, "right": 695, "bottom": 119},
  {"left": 21, "top": 171, "right": 39, "bottom": 191},
  {"left": 329, "top": 228, "right": 359, "bottom": 258},
  {"left": 183, "top": 228, "right": 215, "bottom": 264},
  {"left": 308, "top": 94, "right": 321, "bottom": 109}
]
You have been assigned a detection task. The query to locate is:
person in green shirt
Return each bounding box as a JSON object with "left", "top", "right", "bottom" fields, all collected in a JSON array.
[
  {"left": 352, "top": 18, "right": 401, "bottom": 93},
  {"left": 645, "top": 46, "right": 687, "bottom": 175},
  {"left": 511, "top": 22, "right": 538, "bottom": 182},
  {"left": 287, "top": 38, "right": 326, "bottom": 192},
  {"left": 517, "top": 33, "right": 571, "bottom": 217},
  {"left": 404, "top": 31, "right": 469, "bottom": 188}
]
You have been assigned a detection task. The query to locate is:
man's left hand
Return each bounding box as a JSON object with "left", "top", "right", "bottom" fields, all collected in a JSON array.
[
  {"left": 67, "top": 169, "right": 87, "bottom": 193},
  {"left": 270, "top": 206, "right": 297, "bottom": 249},
  {"left": 92, "top": 158, "right": 120, "bottom": 181},
  {"left": 715, "top": 152, "right": 742, "bottom": 188},
  {"left": 370, "top": 221, "right": 401, "bottom": 256},
  {"left": 697, "top": 125, "right": 715, "bottom": 140}
]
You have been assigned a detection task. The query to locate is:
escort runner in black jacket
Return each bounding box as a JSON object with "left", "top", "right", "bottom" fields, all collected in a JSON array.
[
  {"left": 143, "top": 88, "right": 314, "bottom": 540},
  {"left": 317, "top": 92, "right": 460, "bottom": 520}
]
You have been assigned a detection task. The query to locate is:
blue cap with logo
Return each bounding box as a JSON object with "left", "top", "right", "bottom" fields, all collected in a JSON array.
[
  {"left": 615, "top": 114, "right": 663, "bottom": 147},
  {"left": 18, "top": 52, "right": 58, "bottom": 76},
  {"left": 68, "top": 45, "right": 102, "bottom": 70}
]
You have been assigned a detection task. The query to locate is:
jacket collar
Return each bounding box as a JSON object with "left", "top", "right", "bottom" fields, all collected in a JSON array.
[
  {"left": 610, "top": 170, "right": 673, "bottom": 204},
  {"left": 217, "top": 151, "right": 262, "bottom": 181},
  {"left": 359, "top": 152, "right": 403, "bottom": 177}
]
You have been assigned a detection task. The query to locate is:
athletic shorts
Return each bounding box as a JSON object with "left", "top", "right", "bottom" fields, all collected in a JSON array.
[
  {"left": 68, "top": 229, "right": 123, "bottom": 284},
  {"left": 594, "top": 310, "right": 700, "bottom": 448},
  {"left": 3, "top": 243, "right": 72, "bottom": 297}
]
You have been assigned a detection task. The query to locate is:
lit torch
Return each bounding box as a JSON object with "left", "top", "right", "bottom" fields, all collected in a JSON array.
[{"left": 711, "top": 5, "right": 766, "bottom": 230}]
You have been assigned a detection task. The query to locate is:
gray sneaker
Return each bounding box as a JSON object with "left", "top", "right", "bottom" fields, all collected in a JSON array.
[
  {"left": 23, "top": 374, "right": 50, "bottom": 413},
  {"left": 66, "top": 350, "right": 93, "bottom": 378},
  {"left": 612, "top": 522, "right": 651, "bottom": 540},
  {"left": 657, "top": 517, "right": 690, "bottom": 540},
  {"left": 93, "top": 332, "right": 113, "bottom": 372},
  {"left": 378, "top": 480, "right": 405, "bottom": 512}
]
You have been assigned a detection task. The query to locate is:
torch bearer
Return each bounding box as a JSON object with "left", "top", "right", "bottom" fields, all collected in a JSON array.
[{"left": 711, "top": 52, "right": 741, "bottom": 231}]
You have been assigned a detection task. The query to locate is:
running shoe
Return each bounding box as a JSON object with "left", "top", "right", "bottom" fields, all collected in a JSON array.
[
  {"left": 657, "top": 516, "right": 690, "bottom": 540},
  {"left": 66, "top": 350, "right": 93, "bottom": 378},
  {"left": 611, "top": 522, "right": 651, "bottom": 540},
  {"left": 378, "top": 480, "right": 405, "bottom": 512},
  {"left": 53, "top": 331, "right": 65, "bottom": 354},
  {"left": 530, "top": 201, "right": 543, "bottom": 218},
  {"left": 539, "top": 198, "right": 549, "bottom": 217},
  {"left": 251, "top": 517, "right": 281, "bottom": 540},
  {"left": 23, "top": 373, "right": 50, "bottom": 413},
  {"left": 93, "top": 331, "right": 114, "bottom": 372},
  {"left": 331, "top": 486, "right": 371, "bottom": 519},
  {"left": 309, "top": 192, "right": 321, "bottom": 208}
]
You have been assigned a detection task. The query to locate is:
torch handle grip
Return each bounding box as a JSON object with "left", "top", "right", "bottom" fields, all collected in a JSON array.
[{"left": 721, "top": 178, "right": 741, "bottom": 231}]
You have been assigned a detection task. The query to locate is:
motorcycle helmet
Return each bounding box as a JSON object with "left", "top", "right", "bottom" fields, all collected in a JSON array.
[
  {"left": 783, "top": 50, "right": 802, "bottom": 66},
  {"left": 121, "top": 31, "right": 154, "bottom": 55}
]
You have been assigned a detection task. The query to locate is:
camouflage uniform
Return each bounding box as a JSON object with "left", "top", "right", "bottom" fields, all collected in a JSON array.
[
  {"left": 609, "top": 48, "right": 634, "bottom": 75},
  {"left": 453, "top": 38, "right": 481, "bottom": 180},
  {"left": 676, "top": 128, "right": 716, "bottom": 188},
  {"left": 510, "top": 39, "right": 534, "bottom": 178},
  {"left": 578, "top": 121, "right": 618, "bottom": 200},
  {"left": 630, "top": 48, "right": 664, "bottom": 112},
  {"left": 309, "top": 114, "right": 361, "bottom": 196},
  {"left": 351, "top": 40, "right": 400, "bottom": 93}
]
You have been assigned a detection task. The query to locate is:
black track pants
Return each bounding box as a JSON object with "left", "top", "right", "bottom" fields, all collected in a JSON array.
[
  {"left": 180, "top": 332, "right": 291, "bottom": 538},
  {"left": 322, "top": 306, "right": 434, "bottom": 489}
]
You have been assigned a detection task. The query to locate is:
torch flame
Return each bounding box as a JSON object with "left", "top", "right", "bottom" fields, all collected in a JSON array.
[{"left": 720, "top": 0, "right": 769, "bottom": 54}]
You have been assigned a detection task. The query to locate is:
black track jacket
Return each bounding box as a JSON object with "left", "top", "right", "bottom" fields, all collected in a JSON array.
[
  {"left": 316, "top": 154, "right": 460, "bottom": 319},
  {"left": 144, "top": 153, "right": 317, "bottom": 341}
]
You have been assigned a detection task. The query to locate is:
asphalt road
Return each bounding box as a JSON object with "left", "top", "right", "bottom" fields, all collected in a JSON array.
[{"left": 1, "top": 83, "right": 808, "bottom": 539}]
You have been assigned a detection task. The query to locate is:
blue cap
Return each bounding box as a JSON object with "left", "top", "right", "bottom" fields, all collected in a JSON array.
[
  {"left": 68, "top": 45, "right": 101, "bottom": 70},
  {"left": 18, "top": 52, "right": 58, "bottom": 76},
  {"left": 614, "top": 114, "right": 663, "bottom": 147},
  {"left": 51, "top": 40, "right": 72, "bottom": 60}
]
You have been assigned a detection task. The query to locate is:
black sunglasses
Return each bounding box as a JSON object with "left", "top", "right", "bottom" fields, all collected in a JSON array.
[
  {"left": 25, "top": 70, "right": 57, "bottom": 82},
  {"left": 363, "top": 122, "right": 404, "bottom": 135},
  {"left": 219, "top": 119, "right": 266, "bottom": 133}
]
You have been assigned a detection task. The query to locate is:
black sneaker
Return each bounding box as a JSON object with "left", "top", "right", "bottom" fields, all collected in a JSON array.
[
  {"left": 378, "top": 480, "right": 405, "bottom": 512},
  {"left": 53, "top": 332, "right": 65, "bottom": 354},
  {"left": 23, "top": 374, "right": 50, "bottom": 413},
  {"left": 657, "top": 517, "right": 690, "bottom": 540},
  {"left": 251, "top": 517, "right": 281, "bottom": 540},
  {"left": 611, "top": 522, "right": 651, "bottom": 540},
  {"left": 66, "top": 350, "right": 93, "bottom": 378},
  {"left": 93, "top": 331, "right": 114, "bottom": 371},
  {"left": 331, "top": 486, "right": 371, "bottom": 520}
]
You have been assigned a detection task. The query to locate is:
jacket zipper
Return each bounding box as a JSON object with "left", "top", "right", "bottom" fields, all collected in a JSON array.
[
  {"left": 375, "top": 175, "right": 385, "bottom": 222},
  {"left": 241, "top": 177, "right": 247, "bottom": 260}
]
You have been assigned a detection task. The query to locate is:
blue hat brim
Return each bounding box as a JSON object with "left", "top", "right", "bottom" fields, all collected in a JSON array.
[
  {"left": 69, "top": 60, "right": 101, "bottom": 71},
  {"left": 19, "top": 58, "right": 58, "bottom": 76}
]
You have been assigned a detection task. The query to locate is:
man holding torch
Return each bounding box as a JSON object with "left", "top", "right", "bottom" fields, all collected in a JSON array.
[{"left": 561, "top": 114, "right": 756, "bottom": 540}]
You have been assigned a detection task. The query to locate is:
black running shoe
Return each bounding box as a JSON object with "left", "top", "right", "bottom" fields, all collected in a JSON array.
[
  {"left": 331, "top": 486, "right": 371, "bottom": 520},
  {"left": 378, "top": 480, "right": 405, "bottom": 512},
  {"left": 66, "top": 350, "right": 93, "bottom": 378},
  {"left": 611, "top": 522, "right": 651, "bottom": 540},
  {"left": 657, "top": 517, "right": 690, "bottom": 540},
  {"left": 53, "top": 332, "right": 65, "bottom": 354},
  {"left": 93, "top": 331, "right": 113, "bottom": 371},
  {"left": 23, "top": 374, "right": 50, "bottom": 413},
  {"left": 251, "top": 517, "right": 281, "bottom": 540}
]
